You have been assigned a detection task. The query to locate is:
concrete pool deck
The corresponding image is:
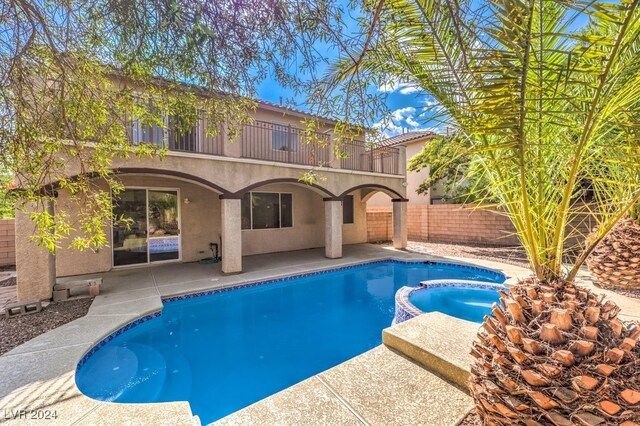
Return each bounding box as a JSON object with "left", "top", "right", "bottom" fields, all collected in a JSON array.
[{"left": 1, "top": 244, "right": 636, "bottom": 425}]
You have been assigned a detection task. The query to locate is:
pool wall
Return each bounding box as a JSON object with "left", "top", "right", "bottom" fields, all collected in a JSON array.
[{"left": 393, "top": 280, "right": 507, "bottom": 324}]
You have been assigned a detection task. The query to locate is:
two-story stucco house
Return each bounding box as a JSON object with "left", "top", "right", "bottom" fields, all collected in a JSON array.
[{"left": 15, "top": 92, "right": 409, "bottom": 302}]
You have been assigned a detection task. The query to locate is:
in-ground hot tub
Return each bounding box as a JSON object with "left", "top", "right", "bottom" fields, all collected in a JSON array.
[{"left": 394, "top": 280, "right": 507, "bottom": 324}]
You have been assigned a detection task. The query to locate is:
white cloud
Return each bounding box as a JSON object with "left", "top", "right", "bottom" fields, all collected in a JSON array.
[
  {"left": 423, "top": 96, "right": 439, "bottom": 108},
  {"left": 399, "top": 84, "right": 421, "bottom": 95},
  {"left": 378, "top": 77, "right": 421, "bottom": 95},
  {"left": 373, "top": 103, "right": 450, "bottom": 139},
  {"left": 372, "top": 118, "right": 403, "bottom": 138},
  {"left": 391, "top": 106, "right": 416, "bottom": 122},
  {"left": 406, "top": 116, "right": 420, "bottom": 127}
]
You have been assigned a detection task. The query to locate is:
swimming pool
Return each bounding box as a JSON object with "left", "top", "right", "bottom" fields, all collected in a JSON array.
[{"left": 76, "top": 260, "right": 504, "bottom": 424}]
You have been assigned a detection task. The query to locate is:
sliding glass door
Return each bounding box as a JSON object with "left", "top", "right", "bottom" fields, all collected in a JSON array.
[{"left": 113, "top": 188, "right": 180, "bottom": 267}]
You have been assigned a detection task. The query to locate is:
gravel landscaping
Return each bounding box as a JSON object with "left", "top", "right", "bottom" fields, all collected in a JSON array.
[
  {"left": 459, "top": 411, "right": 482, "bottom": 426},
  {"left": 0, "top": 298, "right": 92, "bottom": 355},
  {"left": 403, "top": 240, "right": 529, "bottom": 268},
  {"left": 0, "top": 265, "right": 16, "bottom": 287}
]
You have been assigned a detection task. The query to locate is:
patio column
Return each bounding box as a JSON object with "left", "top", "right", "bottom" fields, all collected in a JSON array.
[
  {"left": 324, "top": 198, "right": 343, "bottom": 259},
  {"left": 221, "top": 197, "right": 242, "bottom": 273},
  {"left": 16, "top": 201, "right": 56, "bottom": 302},
  {"left": 392, "top": 199, "right": 408, "bottom": 250}
]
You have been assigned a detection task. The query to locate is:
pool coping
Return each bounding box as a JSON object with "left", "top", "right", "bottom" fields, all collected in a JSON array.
[{"left": 0, "top": 247, "right": 533, "bottom": 425}]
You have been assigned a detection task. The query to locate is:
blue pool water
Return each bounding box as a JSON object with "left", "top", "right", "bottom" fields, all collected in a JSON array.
[
  {"left": 409, "top": 285, "right": 503, "bottom": 323},
  {"left": 76, "top": 261, "right": 504, "bottom": 424}
]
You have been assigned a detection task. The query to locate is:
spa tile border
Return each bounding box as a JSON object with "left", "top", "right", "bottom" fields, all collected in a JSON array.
[{"left": 394, "top": 279, "right": 507, "bottom": 324}]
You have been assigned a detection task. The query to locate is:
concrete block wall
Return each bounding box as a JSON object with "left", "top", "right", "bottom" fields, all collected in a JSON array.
[
  {"left": 427, "top": 204, "right": 519, "bottom": 245},
  {"left": 407, "top": 205, "right": 429, "bottom": 241},
  {"left": 367, "top": 204, "right": 519, "bottom": 246},
  {"left": 0, "top": 219, "right": 16, "bottom": 266},
  {"left": 366, "top": 211, "right": 393, "bottom": 242}
]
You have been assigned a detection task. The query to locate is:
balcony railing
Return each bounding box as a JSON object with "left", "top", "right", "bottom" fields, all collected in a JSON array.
[
  {"left": 132, "top": 119, "right": 224, "bottom": 156},
  {"left": 239, "top": 121, "right": 331, "bottom": 166},
  {"left": 132, "top": 119, "right": 401, "bottom": 175},
  {"left": 339, "top": 141, "right": 400, "bottom": 175},
  {"left": 169, "top": 121, "right": 224, "bottom": 156}
]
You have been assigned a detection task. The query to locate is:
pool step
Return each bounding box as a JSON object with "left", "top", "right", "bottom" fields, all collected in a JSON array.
[{"left": 382, "top": 312, "right": 479, "bottom": 390}]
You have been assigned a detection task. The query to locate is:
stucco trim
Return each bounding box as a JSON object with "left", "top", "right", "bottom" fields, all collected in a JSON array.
[
  {"left": 231, "top": 178, "right": 337, "bottom": 198},
  {"left": 340, "top": 184, "right": 405, "bottom": 200},
  {"left": 44, "top": 168, "right": 233, "bottom": 196},
  {"left": 166, "top": 150, "right": 405, "bottom": 179}
]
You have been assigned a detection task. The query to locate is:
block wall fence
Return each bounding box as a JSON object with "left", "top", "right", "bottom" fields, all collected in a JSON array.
[
  {"left": 0, "top": 219, "right": 16, "bottom": 266},
  {"left": 367, "top": 204, "right": 520, "bottom": 246}
]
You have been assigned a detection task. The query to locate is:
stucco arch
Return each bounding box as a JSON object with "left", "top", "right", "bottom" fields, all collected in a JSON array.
[
  {"left": 230, "top": 178, "right": 336, "bottom": 198},
  {"left": 339, "top": 184, "right": 406, "bottom": 202},
  {"left": 45, "top": 167, "right": 233, "bottom": 196}
]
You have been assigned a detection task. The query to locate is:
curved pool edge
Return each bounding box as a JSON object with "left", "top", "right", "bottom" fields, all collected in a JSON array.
[
  {"left": 0, "top": 251, "right": 531, "bottom": 426},
  {"left": 394, "top": 279, "right": 508, "bottom": 325}
]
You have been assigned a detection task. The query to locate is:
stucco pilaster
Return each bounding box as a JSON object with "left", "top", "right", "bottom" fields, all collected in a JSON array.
[
  {"left": 221, "top": 198, "right": 242, "bottom": 273},
  {"left": 15, "top": 202, "right": 56, "bottom": 301},
  {"left": 393, "top": 199, "right": 408, "bottom": 250},
  {"left": 324, "top": 199, "right": 343, "bottom": 258}
]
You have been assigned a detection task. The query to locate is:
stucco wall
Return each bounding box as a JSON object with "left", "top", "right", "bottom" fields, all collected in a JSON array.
[
  {"left": 55, "top": 175, "right": 222, "bottom": 277},
  {"left": 241, "top": 184, "right": 367, "bottom": 256},
  {"left": 0, "top": 219, "right": 15, "bottom": 266},
  {"left": 342, "top": 189, "right": 368, "bottom": 245}
]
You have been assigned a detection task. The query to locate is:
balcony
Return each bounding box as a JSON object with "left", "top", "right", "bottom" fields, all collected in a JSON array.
[{"left": 133, "top": 119, "right": 402, "bottom": 176}]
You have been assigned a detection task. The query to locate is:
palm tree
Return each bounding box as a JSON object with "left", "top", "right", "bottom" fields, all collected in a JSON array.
[
  {"left": 322, "top": 0, "right": 640, "bottom": 423},
  {"left": 588, "top": 204, "right": 640, "bottom": 290}
]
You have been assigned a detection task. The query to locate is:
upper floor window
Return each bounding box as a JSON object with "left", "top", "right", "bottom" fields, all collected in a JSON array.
[
  {"left": 132, "top": 117, "right": 165, "bottom": 146},
  {"left": 168, "top": 116, "right": 200, "bottom": 153},
  {"left": 131, "top": 110, "right": 200, "bottom": 153},
  {"left": 272, "top": 123, "right": 297, "bottom": 152},
  {"left": 241, "top": 192, "right": 293, "bottom": 230}
]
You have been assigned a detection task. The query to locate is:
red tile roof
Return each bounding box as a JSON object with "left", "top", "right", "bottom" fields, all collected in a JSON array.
[{"left": 376, "top": 131, "right": 436, "bottom": 148}]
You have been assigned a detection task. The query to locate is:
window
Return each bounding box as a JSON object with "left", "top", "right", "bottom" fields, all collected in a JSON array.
[
  {"left": 169, "top": 116, "right": 200, "bottom": 152},
  {"left": 241, "top": 192, "right": 293, "bottom": 230},
  {"left": 132, "top": 118, "right": 165, "bottom": 146},
  {"left": 343, "top": 195, "right": 354, "bottom": 224},
  {"left": 272, "top": 123, "right": 297, "bottom": 152},
  {"left": 131, "top": 103, "right": 166, "bottom": 146}
]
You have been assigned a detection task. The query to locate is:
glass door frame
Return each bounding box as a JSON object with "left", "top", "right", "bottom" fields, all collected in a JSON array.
[{"left": 111, "top": 186, "right": 182, "bottom": 268}]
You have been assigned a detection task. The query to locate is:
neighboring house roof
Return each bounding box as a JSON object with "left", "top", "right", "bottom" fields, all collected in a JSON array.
[
  {"left": 256, "top": 99, "right": 339, "bottom": 126},
  {"left": 376, "top": 131, "right": 436, "bottom": 148}
]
